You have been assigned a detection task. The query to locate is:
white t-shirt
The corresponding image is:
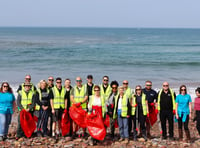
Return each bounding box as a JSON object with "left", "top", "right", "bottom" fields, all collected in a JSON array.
[
  {"left": 92, "top": 96, "right": 102, "bottom": 106},
  {"left": 118, "top": 97, "right": 122, "bottom": 110}
]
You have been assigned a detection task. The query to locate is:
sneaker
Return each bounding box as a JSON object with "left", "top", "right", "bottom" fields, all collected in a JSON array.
[
  {"left": 162, "top": 136, "right": 167, "bottom": 140},
  {"left": 0, "top": 136, "right": 3, "bottom": 141}
]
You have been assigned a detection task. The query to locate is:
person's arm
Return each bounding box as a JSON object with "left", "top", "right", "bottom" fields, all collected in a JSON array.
[
  {"left": 35, "top": 92, "right": 42, "bottom": 107},
  {"left": 189, "top": 102, "right": 192, "bottom": 119},
  {"left": 70, "top": 88, "right": 76, "bottom": 104},
  {"left": 49, "top": 90, "right": 55, "bottom": 113},
  {"left": 146, "top": 100, "right": 149, "bottom": 115},
  {"left": 17, "top": 85, "right": 22, "bottom": 93},
  {"left": 29, "top": 93, "right": 36, "bottom": 111},
  {"left": 17, "top": 94, "right": 24, "bottom": 110},
  {"left": 176, "top": 103, "right": 179, "bottom": 119},
  {"left": 64, "top": 92, "right": 68, "bottom": 109},
  {"left": 82, "top": 88, "right": 88, "bottom": 104}
]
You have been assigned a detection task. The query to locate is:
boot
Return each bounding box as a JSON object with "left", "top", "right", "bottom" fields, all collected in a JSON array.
[
  {"left": 178, "top": 129, "right": 183, "bottom": 141},
  {"left": 142, "top": 129, "right": 147, "bottom": 141},
  {"left": 185, "top": 130, "right": 191, "bottom": 143}
]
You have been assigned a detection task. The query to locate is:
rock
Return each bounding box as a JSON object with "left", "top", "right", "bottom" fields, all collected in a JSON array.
[
  {"left": 64, "top": 144, "right": 74, "bottom": 148},
  {"left": 18, "top": 137, "right": 24, "bottom": 142},
  {"left": 138, "top": 138, "right": 145, "bottom": 142}
]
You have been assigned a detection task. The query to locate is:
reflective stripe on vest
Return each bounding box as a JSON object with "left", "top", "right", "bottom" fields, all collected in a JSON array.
[
  {"left": 19, "top": 90, "right": 33, "bottom": 110},
  {"left": 131, "top": 93, "right": 147, "bottom": 116},
  {"left": 88, "top": 95, "right": 106, "bottom": 118},
  {"left": 157, "top": 88, "right": 175, "bottom": 111},
  {"left": 100, "top": 84, "right": 111, "bottom": 101},
  {"left": 113, "top": 94, "right": 129, "bottom": 119},
  {"left": 52, "top": 86, "right": 66, "bottom": 109},
  {"left": 35, "top": 89, "right": 49, "bottom": 110},
  {"left": 74, "top": 85, "right": 87, "bottom": 109},
  {"left": 21, "top": 83, "right": 35, "bottom": 93}
]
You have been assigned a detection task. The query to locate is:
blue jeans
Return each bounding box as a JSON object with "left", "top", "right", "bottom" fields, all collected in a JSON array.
[
  {"left": 118, "top": 115, "right": 129, "bottom": 138},
  {"left": 0, "top": 113, "right": 12, "bottom": 136}
]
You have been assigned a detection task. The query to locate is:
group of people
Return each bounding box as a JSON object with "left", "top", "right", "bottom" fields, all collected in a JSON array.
[{"left": 0, "top": 74, "right": 200, "bottom": 145}]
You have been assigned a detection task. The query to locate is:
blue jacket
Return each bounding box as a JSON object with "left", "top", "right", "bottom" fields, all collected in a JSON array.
[{"left": 0, "top": 92, "right": 15, "bottom": 114}]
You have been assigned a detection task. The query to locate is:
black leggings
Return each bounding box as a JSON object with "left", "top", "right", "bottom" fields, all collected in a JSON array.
[
  {"left": 196, "top": 111, "right": 200, "bottom": 135},
  {"left": 178, "top": 114, "right": 189, "bottom": 130}
]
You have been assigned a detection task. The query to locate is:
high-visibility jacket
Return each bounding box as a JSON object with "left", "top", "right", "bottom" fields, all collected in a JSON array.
[
  {"left": 73, "top": 85, "right": 87, "bottom": 109},
  {"left": 84, "top": 83, "right": 95, "bottom": 96},
  {"left": 113, "top": 94, "right": 129, "bottom": 119},
  {"left": 19, "top": 90, "right": 34, "bottom": 110},
  {"left": 131, "top": 93, "right": 148, "bottom": 116},
  {"left": 35, "top": 89, "right": 49, "bottom": 111},
  {"left": 21, "top": 82, "right": 36, "bottom": 93},
  {"left": 124, "top": 87, "right": 132, "bottom": 100},
  {"left": 157, "top": 88, "right": 175, "bottom": 111},
  {"left": 100, "top": 84, "right": 111, "bottom": 101},
  {"left": 52, "top": 86, "right": 66, "bottom": 109},
  {"left": 88, "top": 95, "right": 106, "bottom": 118}
]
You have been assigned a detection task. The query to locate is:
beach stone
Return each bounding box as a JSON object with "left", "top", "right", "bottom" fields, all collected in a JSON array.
[
  {"left": 64, "top": 144, "right": 74, "bottom": 148},
  {"left": 138, "top": 138, "right": 145, "bottom": 142},
  {"left": 18, "top": 137, "right": 24, "bottom": 142}
]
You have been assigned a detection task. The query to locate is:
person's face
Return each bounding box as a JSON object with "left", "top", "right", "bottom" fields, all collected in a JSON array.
[
  {"left": 103, "top": 77, "right": 109, "bottom": 85},
  {"left": 145, "top": 82, "right": 152, "bottom": 90},
  {"left": 25, "top": 75, "right": 31, "bottom": 83},
  {"left": 76, "top": 78, "right": 82, "bottom": 87},
  {"left": 56, "top": 80, "right": 62, "bottom": 88},
  {"left": 2, "top": 83, "right": 9, "bottom": 92},
  {"left": 87, "top": 78, "right": 93, "bottom": 83},
  {"left": 48, "top": 77, "right": 54, "bottom": 85},
  {"left": 196, "top": 91, "right": 200, "bottom": 98},
  {"left": 94, "top": 87, "right": 100, "bottom": 96},
  {"left": 65, "top": 80, "right": 71, "bottom": 87},
  {"left": 119, "top": 88, "right": 124, "bottom": 96},
  {"left": 135, "top": 87, "right": 142, "bottom": 95},
  {"left": 123, "top": 80, "right": 128, "bottom": 89},
  {"left": 24, "top": 85, "right": 31, "bottom": 92},
  {"left": 112, "top": 84, "right": 118, "bottom": 93},
  {"left": 40, "top": 82, "right": 46, "bottom": 89},
  {"left": 162, "top": 82, "right": 169, "bottom": 91}
]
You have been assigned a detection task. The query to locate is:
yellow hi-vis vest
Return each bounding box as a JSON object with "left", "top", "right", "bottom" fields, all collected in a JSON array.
[
  {"left": 124, "top": 87, "right": 132, "bottom": 100},
  {"left": 157, "top": 88, "right": 175, "bottom": 111},
  {"left": 21, "top": 82, "right": 36, "bottom": 93},
  {"left": 19, "top": 90, "right": 34, "bottom": 110},
  {"left": 131, "top": 93, "right": 148, "bottom": 116},
  {"left": 52, "top": 86, "right": 66, "bottom": 109},
  {"left": 35, "top": 89, "right": 49, "bottom": 110},
  {"left": 100, "top": 84, "right": 111, "bottom": 101},
  {"left": 73, "top": 85, "right": 87, "bottom": 109},
  {"left": 113, "top": 94, "right": 129, "bottom": 119},
  {"left": 88, "top": 95, "right": 106, "bottom": 118}
]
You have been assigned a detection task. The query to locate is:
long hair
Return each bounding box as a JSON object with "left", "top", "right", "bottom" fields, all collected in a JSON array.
[
  {"left": 0, "top": 82, "right": 13, "bottom": 93},
  {"left": 179, "top": 85, "right": 187, "bottom": 94}
]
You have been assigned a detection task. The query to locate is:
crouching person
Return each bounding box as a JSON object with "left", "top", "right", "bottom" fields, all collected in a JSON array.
[
  {"left": 113, "top": 86, "right": 130, "bottom": 143},
  {"left": 16, "top": 82, "right": 36, "bottom": 140},
  {"left": 88, "top": 85, "right": 106, "bottom": 145}
]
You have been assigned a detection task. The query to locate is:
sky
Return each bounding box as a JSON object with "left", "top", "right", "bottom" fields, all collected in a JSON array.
[{"left": 0, "top": 0, "right": 199, "bottom": 28}]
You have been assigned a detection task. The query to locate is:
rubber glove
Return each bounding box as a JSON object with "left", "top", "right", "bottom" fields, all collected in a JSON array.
[{"left": 76, "top": 102, "right": 81, "bottom": 107}]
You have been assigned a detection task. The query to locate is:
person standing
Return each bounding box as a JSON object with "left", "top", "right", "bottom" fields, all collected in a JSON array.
[
  {"left": 49, "top": 77, "right": 68, "bottom": 138},
  {"left": 70, "top": 77, "right": 88, "bottom": 138},
  {"left": 35, "top": 80, "right": 50, "bottom": 137},
  {"left": 157, "top": 82, "right": 176, "bottom": 140},
  {"left": 122, "top": 80, "right": 133, "bottom": 136},
  {"left": 0, "top": 82, "right": 16, "bottom": 141},
  {"left": 85, "top": 75, "right": 95, "bottom": 98},
  {"left": 17, "top": 74, "right": 36, "bottom": 93},
  {"left": 88, "top": 85, "right": 106, "bottom": 145},
  {"left": 194, "top": 87, "right": 200, "bottom": 137},
  {"left": 131, "top": 85, "right": 149, "bottom": 141},
  {"left": 142, "top": 80, "right": 158, "bottom": 138},
  {"left": 106, "top": 80, "right": 119, "bottom": 139},
  {"left": 16, "top": 82, "right": 36, "bottom": 139},
  {"left": 100, "top": 76, "right": 111, "bottom": 101},
  {"left": 113, "top": 86, "right": 130, "bottom": 143},
  {"left": 64, "top": 78, "right": 73, "bottom": 137},
  {"left": 175, "top": 85, "right": 192, "bottom": 142}
]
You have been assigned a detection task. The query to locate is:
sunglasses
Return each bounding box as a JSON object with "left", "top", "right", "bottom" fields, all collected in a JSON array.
[
  {"left": 123, "top": 83, "right": 128, "bottom": 85},
  {"left": 112, "top": 87, "right": 117, "bottom": 89},
  {"left": 25, "top": 78, "right": 31, "bottom": 80},
  {"left": 136, "top": 89, "right": 141, "bottom": 91},
  {"left": 104, "top": 79, "right": 108, "bottom": 82},
  {"left": 94, "top": 89, "right": 100, "bottom": 91},
  {"left": 146, "top": 84, "right": 152, "bottom": 86},
  {"left": 181, "top": 89, "right": 186, "bottom": 91},
  {"left": 48, "top": 79, "right": 54, "bottom": 81},
  {"left": 163, "top": 85, "right": 169, "bottom": 87},
  {"left": 76, "top": 80, "right": 82, "bottom": 82},
  {"left": 3, "top": 85, "right": 8, "bottom": 88},
  {"left": 56, "top": 81, "right": 61, "bottom": 84}
]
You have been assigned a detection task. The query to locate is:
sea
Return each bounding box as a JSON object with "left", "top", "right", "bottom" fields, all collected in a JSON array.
[{"left": 0, "top": 27, "right": 200, "bottom": 99}]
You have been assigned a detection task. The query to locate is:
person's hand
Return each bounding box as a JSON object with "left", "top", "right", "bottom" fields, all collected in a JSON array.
[
  {"left": 147, "top": 113, "right": 149, "bottom": 117},
  {"left": 173, "top": 110, "right": 176, "bottom": 115},
  {"left": 176, "top": 113, "right": 179, "bottom": 119},
  {"left": 150, "top": 103, "right": 154, "bottom": 106},
  {"left": 64, "top": 109, "right": 67, "bottom": 113},
  {"left": 133, "top": 104, "right": 137, "bottom": 107},
  {"left": 127, "top": 115, "right": 130, "bottom": 118},
  {"left": 155, "top": 109, "right": 159, "bottom": 114},
  {"left": 26, "top": 108, "right": 30, "bottom": 112},
  {"left": 52, "top": 109, "right": 55, "bottom": 114},
  {"left": 189, "top": 112, "right": 192, "bottom": 119},
  {"left": 76, "top": 102, "right": 81, "bottom": 107}
]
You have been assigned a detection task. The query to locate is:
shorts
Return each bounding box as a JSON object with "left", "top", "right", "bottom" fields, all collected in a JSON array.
[{"left": 52, "top": 108, "right": 63, "bottom": 122}]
